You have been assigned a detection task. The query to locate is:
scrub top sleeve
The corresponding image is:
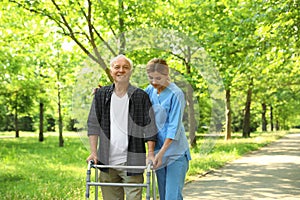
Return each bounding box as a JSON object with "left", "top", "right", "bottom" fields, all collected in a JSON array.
[{"left": 166, "top": 94, "right": 184, "bottom": 140}]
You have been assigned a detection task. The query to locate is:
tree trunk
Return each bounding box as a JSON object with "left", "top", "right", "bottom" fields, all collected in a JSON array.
[
  {"left": 184, "top": 48, "right": 197, "bottom": 147},
  {"left": 275, "top": 119, "right": 279, "bottom": 130},
  {"left": 242, "top": 80, "right": 253, "bottom": 138},
  {"left": 58, "top": 87, "right": 64, "bottom": 147},
  {"left": 261, "top": 103, "right": 267, "bottom": 131},
  {"left": 14, "top": 105, "right": 19, "bottom": 138},
  {"left": 270, "top": 105, "right": 274, "bottom": 131},
  {"left": 39, "top": 102, "right": 44, "bottom": 142},
  {"left": 56, "top": 71, "right": 64, "bottom": 147},
  {"left": 118, "top": 0, "right": 125, "bottom": 54},
  {"left": 187, "top": 84, "right": 196, "bottom": 147},
  {"left": 225, "top": 89, "right": 232, "bottom": 140}
]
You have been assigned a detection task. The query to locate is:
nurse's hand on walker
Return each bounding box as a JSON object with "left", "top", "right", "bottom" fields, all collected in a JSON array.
[{"left": 153, "top": 138, "right": 173, "bottom": 169}]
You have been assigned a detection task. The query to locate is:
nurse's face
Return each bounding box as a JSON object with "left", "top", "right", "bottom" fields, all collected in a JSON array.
[{"left": 147, "top": 71, "right": 169, "bottom": 92}]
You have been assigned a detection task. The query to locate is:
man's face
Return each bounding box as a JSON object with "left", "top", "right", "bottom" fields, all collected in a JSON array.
[{"left": 110, "top": 57, "right": 132, "bottom": 84}]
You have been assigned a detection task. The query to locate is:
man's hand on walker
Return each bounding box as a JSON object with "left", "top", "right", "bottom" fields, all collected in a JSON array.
[{"left": 86, "top": 153, "right": 98, "bottom": 164}]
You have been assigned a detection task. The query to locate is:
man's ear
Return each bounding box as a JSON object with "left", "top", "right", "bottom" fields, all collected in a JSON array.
[{"left": 129, "top": 70, "right": 133, "bottom": 75}]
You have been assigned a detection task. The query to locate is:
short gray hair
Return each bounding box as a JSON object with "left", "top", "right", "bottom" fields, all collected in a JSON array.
[{"left": 110, "top": 54, "right": 133, "bottom": 69}]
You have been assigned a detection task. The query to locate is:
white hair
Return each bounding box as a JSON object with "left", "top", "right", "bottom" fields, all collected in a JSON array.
[{"left": 110, "top": 54, "right": 133, "bottom": 69}]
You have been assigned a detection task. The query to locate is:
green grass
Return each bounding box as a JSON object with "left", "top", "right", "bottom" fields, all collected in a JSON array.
[
  {"left": 0, "top": 132, "right": 89, "bottom": 200},
  {"left": 0, "top": 130, "right": 291, "bottom": 199}
]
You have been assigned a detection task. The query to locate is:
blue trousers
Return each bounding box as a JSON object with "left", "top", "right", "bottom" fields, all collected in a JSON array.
[{"left": 155, "top": 154, "right": 189, "bottom": 200}]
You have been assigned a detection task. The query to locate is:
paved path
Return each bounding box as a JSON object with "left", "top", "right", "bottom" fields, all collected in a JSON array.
[{"left": 183, "top": 133, "right": 300, "bottom": 200}]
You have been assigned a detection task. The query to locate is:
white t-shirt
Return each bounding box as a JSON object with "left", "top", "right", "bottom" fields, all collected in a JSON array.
[{"left": 109, "top": 92, "right": 129, "bottom": 165}]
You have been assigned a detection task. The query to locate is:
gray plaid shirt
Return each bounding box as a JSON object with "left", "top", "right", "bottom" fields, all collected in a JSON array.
[{"left": 87, "top": 84, "right": 157, "bottom": 174}]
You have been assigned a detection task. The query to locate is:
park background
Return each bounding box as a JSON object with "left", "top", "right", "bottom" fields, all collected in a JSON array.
[{"left": 1, "top": 0, "right": 299, "bottom": 199}]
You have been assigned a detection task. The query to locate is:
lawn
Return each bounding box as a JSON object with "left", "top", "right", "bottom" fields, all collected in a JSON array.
[
  {"left": 0, "top": 132, "right": 88, "bottom": 200},
  {"left": 0, "top": 130, "right": 289, "bottom": 199}
]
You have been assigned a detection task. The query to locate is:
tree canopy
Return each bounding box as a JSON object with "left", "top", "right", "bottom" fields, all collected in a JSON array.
[{"left": 1, "top": 0, "right": 299, "bottom": 144}]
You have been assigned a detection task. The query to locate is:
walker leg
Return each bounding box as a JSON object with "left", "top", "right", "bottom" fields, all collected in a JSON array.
[
  {"left": 152, "top": 170, "right": 156, "bottom": 200},
  {"left": 95, "top": 168, "right": 98, "bottom": 200},
  {"left": 86, "top": 162, "right": 92, "bottom": 199},
  {"left": 146, "top": 170, "right": 151, "bottom": 200}
]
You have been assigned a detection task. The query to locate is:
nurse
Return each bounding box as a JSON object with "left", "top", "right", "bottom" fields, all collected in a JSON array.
[{"left": 145, "top": 58, "right": 191, "bottom": 200}]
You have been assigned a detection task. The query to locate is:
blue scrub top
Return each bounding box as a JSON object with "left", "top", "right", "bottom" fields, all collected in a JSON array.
[{"left": 145, "top": 83, "right": 191, "bottom": 165}]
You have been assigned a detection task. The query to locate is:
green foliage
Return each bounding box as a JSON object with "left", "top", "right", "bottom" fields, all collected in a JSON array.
[{"left": 1, "top": 0, "right": 299, "bottom": 139}]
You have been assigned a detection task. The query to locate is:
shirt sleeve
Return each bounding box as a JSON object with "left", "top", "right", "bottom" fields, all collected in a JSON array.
[
  {"left": 166, "top": 92, "right": 185, "bottom": 140},
  {"left": 87, "top": 97, "right": 101, "bottom": 136},
  {"left": 143, "top": 92, "right": 158, "bottom": 142}
]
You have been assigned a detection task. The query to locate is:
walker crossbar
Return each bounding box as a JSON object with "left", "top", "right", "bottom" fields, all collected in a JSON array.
[
  {"left": 85, "top": 160, "right": 156, "bottom": 200},
  {"left": 92, "top": 164, "right": 149, "bottom": 170},
  {"left": 87, "top": 182, "right": 148, "bottom": 187}
]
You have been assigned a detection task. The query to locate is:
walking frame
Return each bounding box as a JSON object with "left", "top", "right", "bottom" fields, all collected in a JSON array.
[{"left": 86, "top": 160, "right": 157, "bottom": 200}]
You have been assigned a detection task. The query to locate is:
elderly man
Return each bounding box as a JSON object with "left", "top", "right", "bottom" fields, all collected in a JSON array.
[{"left": 86, "top": 54, "right": 157, "bottom": 200}]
